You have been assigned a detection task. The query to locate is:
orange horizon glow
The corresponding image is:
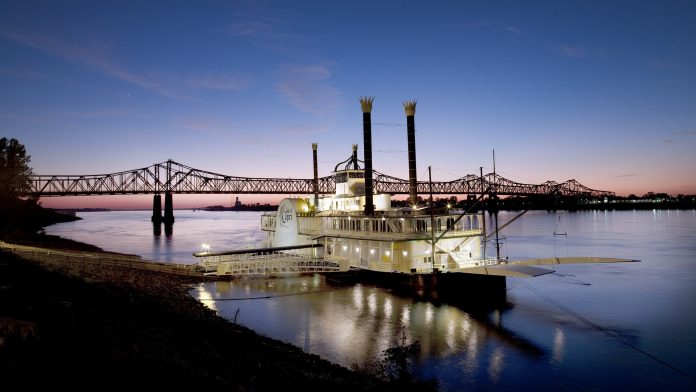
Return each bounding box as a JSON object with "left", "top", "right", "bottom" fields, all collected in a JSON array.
[
  {"left": 38, "top": 194, "right": 287, "bottom": 210},
  {"left": 37, "top": 184, "right": 695, "bottom": 211}
]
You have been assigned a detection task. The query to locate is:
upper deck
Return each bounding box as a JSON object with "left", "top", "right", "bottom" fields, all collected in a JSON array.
[{"left": 262, "top": 210, "right": 483, "bottom": 242}]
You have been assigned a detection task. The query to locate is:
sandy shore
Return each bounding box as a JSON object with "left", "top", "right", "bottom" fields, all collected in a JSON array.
[{"left": 0, "top": 235, "right": 398, "bottom": 391}]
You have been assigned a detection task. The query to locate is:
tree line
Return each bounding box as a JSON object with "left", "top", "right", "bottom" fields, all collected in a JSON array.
[{"left": 0, "top": 137, "right": 77, "bottom": 234}]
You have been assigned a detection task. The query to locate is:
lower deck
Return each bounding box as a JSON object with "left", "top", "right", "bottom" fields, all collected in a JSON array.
[{"left": 320, "top": 235, "right": 494, "bottom": 273}]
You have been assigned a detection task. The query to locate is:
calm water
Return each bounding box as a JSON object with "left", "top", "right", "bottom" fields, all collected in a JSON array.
[{"left": 46, "top": 209, "right": 696, "bottom": 391}]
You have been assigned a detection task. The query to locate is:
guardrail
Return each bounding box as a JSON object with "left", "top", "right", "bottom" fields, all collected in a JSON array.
[
  {"left": 0, "top": 241, "right": 204, "bottom": 277},
  {"left": 195, "top": 250, "right": 344, "bottom": 276}
]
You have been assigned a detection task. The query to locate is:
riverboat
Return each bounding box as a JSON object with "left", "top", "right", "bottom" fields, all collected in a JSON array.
[
  {"left": 255, "top": 98, "right": 636, "bottom": 294},
  {"left": 195, "top": 98, "right": 636, "bottom": 293}
]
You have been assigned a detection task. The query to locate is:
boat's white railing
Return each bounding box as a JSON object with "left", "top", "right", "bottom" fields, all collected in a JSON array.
[
  {"left": 300, "top": 227, "right": 482, "bottom": 241},
  {"left": 452, "top": 257, "right": 501, "bottom": 269},
  {"left": 196, "top": 250, "right": 346, "bottom": 276},
  {"left": 264, "top": 211, "right": 484, "bottom": 238},
  {"left": 215, "top": 257, "right": 341, "bottom": 276}
]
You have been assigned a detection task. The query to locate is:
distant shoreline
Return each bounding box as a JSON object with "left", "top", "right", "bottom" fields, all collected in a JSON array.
[
  {"left": 49, "top": 204, "right": 696, "bottom": 213},
  {"left": 195, "top": 204, "right": 278, "bottom": 212},
  {"left": 45, "top": 195, "right": 696, "bottom": 213}
]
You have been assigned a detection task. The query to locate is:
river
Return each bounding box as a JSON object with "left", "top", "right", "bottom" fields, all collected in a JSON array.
[{"left": 45, "top": 209, "right": 696, "bottom": 391}]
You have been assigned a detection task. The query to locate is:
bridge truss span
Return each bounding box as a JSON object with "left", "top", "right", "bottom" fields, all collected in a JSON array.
[{"left": 31, "top": 159, "right": 614, "bottom": 198}]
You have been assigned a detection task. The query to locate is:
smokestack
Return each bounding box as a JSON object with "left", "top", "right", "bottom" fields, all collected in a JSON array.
[
  {"left": 360, "top": 96, "right": 375, "bottom": 216},
  {"left": 404, "top": 100, "right": 418, "bottom": 206},
  {"left": 352, "top": 144, "right": 358, "bottom": 169},
  {"left": 312, "top": 143, "right": 319, "bottom": 207}
]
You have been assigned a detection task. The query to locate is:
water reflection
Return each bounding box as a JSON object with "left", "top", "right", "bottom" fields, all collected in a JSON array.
[
  {"left": 552, "top": 326, "right": 565, "bottom": 365},
  {"left": 152, "top": 221, "right": 161, "bottom": 236},
  {"left": 45, "top": 209, "right": 696, "bottom": 390},
  {"left": 195, "top": 284, "right": 218, "bottom": 313},
  {"left": 488, "top": 346, "right": 505, "bottom": 383},
  {"left": 192, "top": 274, "right": 545, "bottom": 372}
]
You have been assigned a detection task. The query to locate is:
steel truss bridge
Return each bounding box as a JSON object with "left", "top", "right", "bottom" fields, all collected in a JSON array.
[{"left": 30, "top": 159, "right": 614, "bottom": 198}]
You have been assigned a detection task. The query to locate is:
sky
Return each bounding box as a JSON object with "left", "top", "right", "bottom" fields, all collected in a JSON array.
[{"left": 1, "top": 0, "right": 695, "bottom": 209}]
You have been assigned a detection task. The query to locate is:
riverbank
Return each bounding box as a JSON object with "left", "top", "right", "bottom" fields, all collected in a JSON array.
[{"left": 0, "top": 234, "right": 418, "bottom": 390}]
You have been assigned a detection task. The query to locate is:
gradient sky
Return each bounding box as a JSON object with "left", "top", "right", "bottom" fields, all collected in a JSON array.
[{"left": 2, "top": 1, "right": 695, "bottom": 209}]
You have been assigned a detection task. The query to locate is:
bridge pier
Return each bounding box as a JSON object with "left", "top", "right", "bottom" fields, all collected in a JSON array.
[
  {"left": 163, "top": 192, "right": 175, "bottom": 225},
  {"left": 151, "top": 194, "right": 162, "bottom": 223}
]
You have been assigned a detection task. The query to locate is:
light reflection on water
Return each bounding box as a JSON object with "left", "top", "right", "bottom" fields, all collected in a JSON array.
[
  {"left": 199, "top": 275, "right": 513, "bottom": 378},
  {"left": 46, "top": 209, "right": 696, "bottom": 391}
]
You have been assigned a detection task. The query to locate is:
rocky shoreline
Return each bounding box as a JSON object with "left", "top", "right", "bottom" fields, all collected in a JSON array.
[{"left": 0, "top": 234, "right": 400, "bottom": 391}]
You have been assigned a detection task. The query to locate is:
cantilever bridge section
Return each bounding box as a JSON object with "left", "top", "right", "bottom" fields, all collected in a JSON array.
[{"left": 30, "top": 159, "right": 614, "bottom": 198}]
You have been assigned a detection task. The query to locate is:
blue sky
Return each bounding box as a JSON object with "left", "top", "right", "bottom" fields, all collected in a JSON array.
[{"left": 1, "top": 0, "right": 695, "bottom": 208}]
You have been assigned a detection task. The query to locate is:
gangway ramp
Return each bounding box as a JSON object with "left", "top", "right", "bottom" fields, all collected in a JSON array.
[{"left": 193, "top": 244, "right": 346, "bottom": 276}]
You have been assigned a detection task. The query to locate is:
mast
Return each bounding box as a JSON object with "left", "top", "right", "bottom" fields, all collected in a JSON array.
[
  {"left": 429, "top": 166, "right": 436, "bottom": 273},
  {"left": 480, "top": 166, "right": 486, "bottom": 260},
  {"left": 493, "top": 149, "right": 501, "bottom": 260},
  {"left": 312, "top": 143, "right": 319, "bottom": 208}
]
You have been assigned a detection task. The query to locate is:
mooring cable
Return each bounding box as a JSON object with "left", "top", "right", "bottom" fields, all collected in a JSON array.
[
  {"left": 514, "top": 277, "right": 696, "bottom": 383},
  {"left": 196, "top": 287, "right": 344, "bottom": 302}
]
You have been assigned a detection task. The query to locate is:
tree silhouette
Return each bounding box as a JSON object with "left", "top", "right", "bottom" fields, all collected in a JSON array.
[{"left": 0, "top": 137, "right": 34, "bottom": 202}]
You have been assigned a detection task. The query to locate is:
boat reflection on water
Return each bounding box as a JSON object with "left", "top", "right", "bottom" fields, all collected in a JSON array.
[{"left": 192, "top": 273, "right": 546, "bottom": 375}]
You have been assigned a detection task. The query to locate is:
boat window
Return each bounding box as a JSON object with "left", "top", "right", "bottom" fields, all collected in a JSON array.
[
  {"left": 349, "top": 172, "right": 364, "bottom": 179},
  {"left": 335, "top": 172, "right": 348, "bottom": 183}
]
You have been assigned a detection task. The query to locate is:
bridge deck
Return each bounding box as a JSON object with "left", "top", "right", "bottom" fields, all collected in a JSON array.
[{"left": 30, "top": 160, "right": 614, "bottom": 198}]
